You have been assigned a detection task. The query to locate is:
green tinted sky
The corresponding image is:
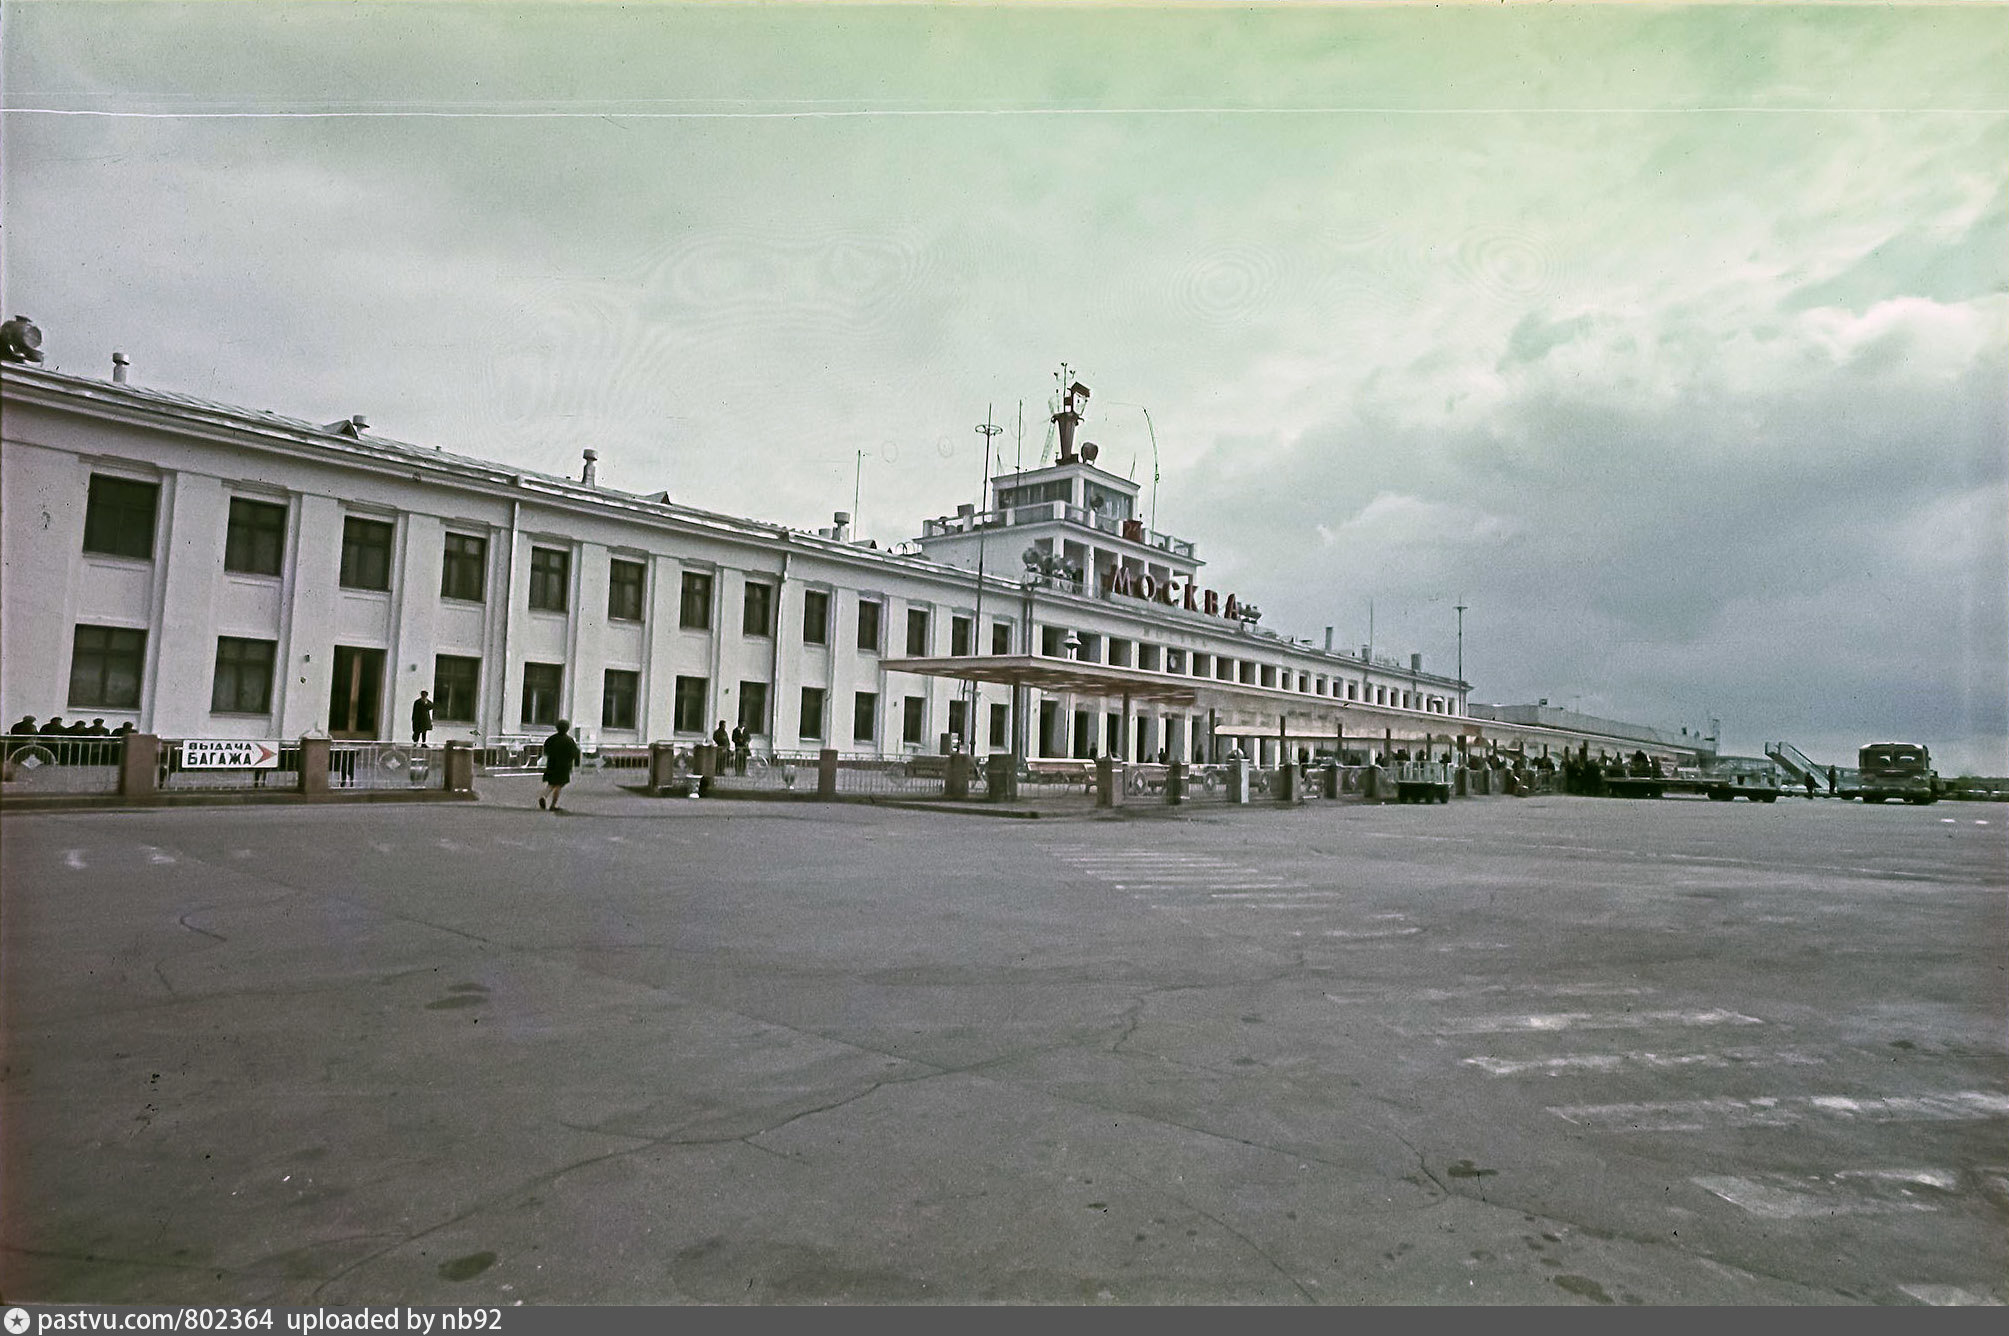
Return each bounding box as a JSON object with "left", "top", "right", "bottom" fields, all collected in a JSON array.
[{"left": 5, "top": 2, "right": 2006, "bottom": 767}]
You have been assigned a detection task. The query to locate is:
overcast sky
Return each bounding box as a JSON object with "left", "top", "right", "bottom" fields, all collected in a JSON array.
[{"left": 4, "top": 1, "right": 2005, "bottom": 772}]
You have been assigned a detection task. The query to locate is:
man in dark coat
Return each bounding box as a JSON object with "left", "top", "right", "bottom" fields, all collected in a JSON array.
[
  {"left": 411, "top": 690, "right": 434, "bottom": 746},
  {"left": 539, "top": 719, "right": 582, "bottom": 812},
  {"left": 731, "top": 721, "right": 750, "bottom": 775}
]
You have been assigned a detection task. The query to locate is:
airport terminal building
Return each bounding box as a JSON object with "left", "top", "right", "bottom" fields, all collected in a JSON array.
[{"left": 3, "top": 342, "right": 1493, "bottom": 766}]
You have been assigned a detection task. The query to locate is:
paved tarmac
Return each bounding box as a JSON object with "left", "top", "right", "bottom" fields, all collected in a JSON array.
[{"left": 3, "top": 776, "right": 2004, "bottom": 1305}]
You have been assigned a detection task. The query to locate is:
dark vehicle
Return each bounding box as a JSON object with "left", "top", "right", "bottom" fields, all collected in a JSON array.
[{"left": 1855, "top": 742, "right": 1940, "bottom": 805}]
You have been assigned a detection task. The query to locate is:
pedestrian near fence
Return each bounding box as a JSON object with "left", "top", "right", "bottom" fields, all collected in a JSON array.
[
  {"left": 539, "top": 719, "right": 581, "bottom": 812},
  {"left": 411, "top": 690, "right": 433, "bottom": 746}
]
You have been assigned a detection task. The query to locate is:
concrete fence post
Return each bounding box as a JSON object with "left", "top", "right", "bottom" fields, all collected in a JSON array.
[
  {"left": 298, "top": 737, "right": 330, "bottom": 796},
  {"left": 1095, "top": 755, "right": 1123, "bottom": 808},
  {"left": 985, "top": 753, "right": 1017, "bottom": 801},
  {"left": 117, "top": 734, "right": 160, "bottom": 799},
  {"left": 1321, "top": 764, "right": 1341, "bottom": 799},
  {"left": 1165, "top": 760, "right": 1186, "bottom": 805},
  {"left": 443, "top": 741, "right": 475, "bottom": 793},
  {"left": 818, "top": 748, "right": 839, "bottom": 800},
  {"left": 1227, "top": 757, "right": 1249, "bottom": 804},
  {"left": 1277, "top": 763, "right": 1302, "bottom": 806},
  {"left": 648, "top": 742, "right": 677, "bottom": 795},
  {"left": 946, "top": 751, "right": 971, "bottom": 801}
]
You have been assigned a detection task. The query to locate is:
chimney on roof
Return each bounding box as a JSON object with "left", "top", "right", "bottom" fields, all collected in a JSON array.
[
  {"left": 581, "top": 449, "right": 599, "bottom": 487},
  {"left": 111, "top": 351, "right": 130, "bottom": 384},
  {"left": 1411, "top": 652, "right": 1423, "bottom": 673},
  {"left": 1323, "top": 626, "right": 1333, "bottom": 652},
  {"left": 832, "top": 511, "right": 852, "bottom": 543}
]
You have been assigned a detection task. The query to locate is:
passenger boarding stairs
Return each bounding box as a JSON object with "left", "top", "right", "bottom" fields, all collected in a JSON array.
[{"left": 1764, "top": 741, "right": 1855, "bottom": 793}]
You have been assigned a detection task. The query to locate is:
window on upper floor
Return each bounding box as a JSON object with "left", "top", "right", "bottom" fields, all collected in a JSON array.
[
  {"left": 608, "top": 559, "right": 646, "bottom": 622},
  {"left": 906, "top": 608, "right": 930, "bottom": 657},
  {"left": 339, "top": 517, "right": 394, "bottom": 591},
  {"left": 857, "top": 600, "right": 882, "bottom": 653},
  {"left": 743, "top": 582, "right": 773, "bottom": 637},
  {"left": 440, "top": 533, "right": 487, "bottom": 602},
  {"left": 528, "top": 547, "right": 569, "bottom": 612},
  {"left": 82, "top": 475, "right": 159, "bottom": 561},
  {"left": 223, "top": 498, "right": 286, "bottom": 576},
  {"left": 802, "top": 590, "right": 830, "bottom": 645},
  {"left": 680, "top": 572, "right": 712, "bottom": 630}
]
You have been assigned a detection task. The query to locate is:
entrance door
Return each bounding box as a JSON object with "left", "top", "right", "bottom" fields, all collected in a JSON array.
[
  {"left": 328, "top": 646, "right": 385, "bottom": 739},
  {"left": 1039, "top": 700, "right": 1059, "bottom": 758}
]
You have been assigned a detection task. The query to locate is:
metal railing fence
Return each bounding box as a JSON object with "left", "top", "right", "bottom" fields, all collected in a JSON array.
[
  {"left": 156, "top": 740, "right": 302, "bottom": 792},
  {"left": 2, "top": 735, "right": 125, "bottom": 794},
  {"left": 712, "top": 750, "right": 819, "bottom": 793},
  {"left": 830, "top": 753, "right": 950, "bottom": 797}
]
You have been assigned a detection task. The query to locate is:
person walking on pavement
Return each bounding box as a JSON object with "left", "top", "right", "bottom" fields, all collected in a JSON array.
[
  {"left": 539, "top": 719, "right": 581, "bottom": 812},
  {"left": 411, "top": 690, "right": 434, "bottom": 746}
]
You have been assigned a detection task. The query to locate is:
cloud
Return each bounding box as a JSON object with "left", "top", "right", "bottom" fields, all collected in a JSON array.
[{"left": 5, "top": 1, "right": 2005, "bottom": 771}]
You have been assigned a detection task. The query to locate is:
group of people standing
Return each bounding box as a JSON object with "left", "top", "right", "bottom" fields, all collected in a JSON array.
[
  {"left": 8, "top": 715, "right": 134, "bottom": 766},
  {"left": 712, "top": 720, "right": 752, "bottom": 775}
]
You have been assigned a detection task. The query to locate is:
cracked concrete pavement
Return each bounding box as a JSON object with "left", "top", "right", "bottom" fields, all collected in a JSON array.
[{"left": 3, "top": 775, "right": 2004, "bottom": 1304}]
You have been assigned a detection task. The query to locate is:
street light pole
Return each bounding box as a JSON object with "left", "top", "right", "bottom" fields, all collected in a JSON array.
[
  {"left": 971, "top": 412, "right": 1003, "bottom": 748},
  {"left": 1454, "top": 603, "right": 1466, "bottom": 685}
]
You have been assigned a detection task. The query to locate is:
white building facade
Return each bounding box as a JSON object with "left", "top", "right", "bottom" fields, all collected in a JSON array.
[{"left": 1, "top": 359, "right": 1469, "bottom": 764}]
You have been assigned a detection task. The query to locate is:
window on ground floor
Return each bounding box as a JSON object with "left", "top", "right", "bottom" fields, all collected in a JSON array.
[
  {"left": 433, "top": 655, "right": 480, "bottom": 723},
  {"left": 521, "top": 662, "right": 563, "bottom": 728},
  {"left": 674, "top": 676, "right": 708, "bottom": 733},
  {"left": 853, "top": 691, "right": 878, "bottom": 744},
  {"left": 68, "top": 625, "right": 146, "bottom": 709},
  {"left": 799, "top": 687, "right": 826, "bottom": 741},
  {"left": 903, "top": 695, "right": 925, "bottom": 745},
  {"left": 602, "top": 669, "right": 639, "bottom": 731},
  {"left": 210, "top": 636, "right": 277, "bottom": 714},
  {"left": 738, "top": 681, "right": 768, "bottom": 736}
]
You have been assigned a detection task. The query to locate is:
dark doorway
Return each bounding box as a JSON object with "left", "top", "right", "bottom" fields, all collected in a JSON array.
[
  {"left": 328, "top": 646, "right": 384, "bottom": 739},
  {"left": 1039, "top": 700, "right": 1059, "bottom": 758}
]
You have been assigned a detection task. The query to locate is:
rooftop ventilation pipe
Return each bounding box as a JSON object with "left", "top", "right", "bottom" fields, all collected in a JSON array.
[
  {"left": 832, "top": 511, "right": 852, "bottom": 543},
  {"left": 1411, "top": 653, "right": 1423, "bottom": 672},
  {"left": 581, "top": 449, "right": 599, "bottom": 486},
  {"left": 1323, "top": 626, "right": 1333, "bottom": 652},
  {"left": 324, "top": 415, "right": 369, "bottom": 437},
  {"left": 112, "top": 351, "right": 130, "bottom": 383}
]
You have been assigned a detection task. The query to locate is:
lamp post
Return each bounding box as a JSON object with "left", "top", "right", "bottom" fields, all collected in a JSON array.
[
  {"left": 970, "top": 413, "right": 1003, "bottom": 744},
  {"left": 1454, "top": 602, "right": 1467, "bottom": 694}
]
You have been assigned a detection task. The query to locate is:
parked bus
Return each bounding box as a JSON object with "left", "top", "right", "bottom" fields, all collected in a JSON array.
[{"left": 1855, "top": 742, "right": 1940, "bottom": 805}]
